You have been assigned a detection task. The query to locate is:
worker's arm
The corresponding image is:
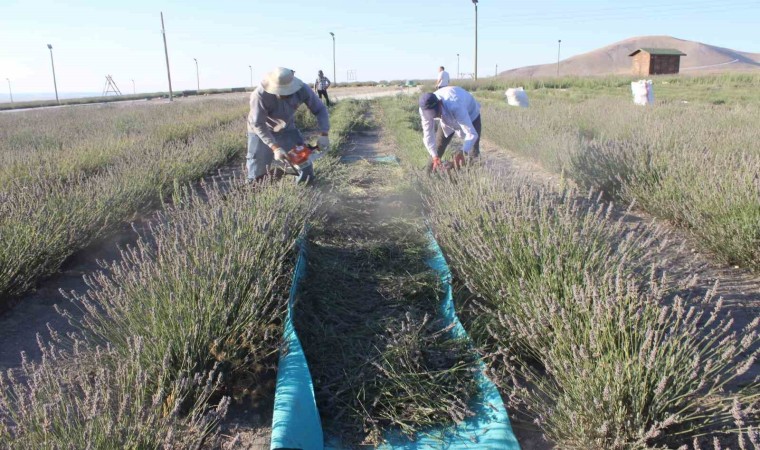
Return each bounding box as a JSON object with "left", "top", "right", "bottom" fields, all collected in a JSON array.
[
  {"left": 249, "top": 91, "right": 279, "bottom": 149},
  {"left": 451, "top": 103, "right": 479, "bottom": 154},
  {"left": 325, "top": 78, "right": 331, "bottom": 89},
  {"left": 302, "top": 86, "right": 330, "bottom": 134},
  {"left": 419, "top": 108, "right": 437, "bottom": 158}
]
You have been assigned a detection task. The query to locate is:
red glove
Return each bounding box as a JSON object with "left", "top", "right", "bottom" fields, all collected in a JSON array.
[{"left": 432, "top": 156, "right": 442, "bottom": 170}]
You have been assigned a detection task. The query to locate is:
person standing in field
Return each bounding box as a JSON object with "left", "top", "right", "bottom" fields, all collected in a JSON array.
[
  {"left": 314, "top": 70, "right": 332, "bottom": 106},
  {"left": 418, "top": 86, "right": 481, "bottom": 172},
  {"left": 435, "top": 66, "right": 450, "bottom": 89},
  {"left": 247, "top": 67, "right": 330, "bottom": 183}
]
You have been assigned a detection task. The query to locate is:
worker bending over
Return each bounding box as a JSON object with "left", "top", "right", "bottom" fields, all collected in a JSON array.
[
  {"left": 418, "top": 86, "right": 481, "bottom": 171},
  {"left": 247, "top": 67, "right": 330, "bottom": 183}
]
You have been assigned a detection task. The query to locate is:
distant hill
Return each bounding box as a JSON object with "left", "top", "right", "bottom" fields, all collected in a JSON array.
[{"left": 500, "top": 36, "right": 760, "bottom": 78}]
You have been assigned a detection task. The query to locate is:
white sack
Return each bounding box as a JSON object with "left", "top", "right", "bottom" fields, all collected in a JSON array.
[
  {"left": 505, "top": 87, "right": 530, "bottom": 107},
  {"left": 631, "top": 80, "right": 655, "bottom": 106}
]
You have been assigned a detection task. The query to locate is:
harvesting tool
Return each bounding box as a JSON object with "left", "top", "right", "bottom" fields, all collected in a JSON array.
[{"left": 272, "top": 143, "right": 322, "bottom": 178}]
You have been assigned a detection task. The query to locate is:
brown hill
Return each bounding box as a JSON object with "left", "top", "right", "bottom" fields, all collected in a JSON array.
[{"left": 501, "top": 36, "right": 760, "bottom": 78}]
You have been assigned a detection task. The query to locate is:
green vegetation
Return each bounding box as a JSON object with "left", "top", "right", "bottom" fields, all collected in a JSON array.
[
  {"left": 376, "top": 95, "right": 429, "bottom": 168},
  {"left": 0, "top": 97, "right": 369, "bottom": 449},
  {"left": 455, "top": 73, "right": 760, "bottom": 105},
  {"left": 479, "top": 92, "right": 760, "bottom": 269},
  {"left": 422, "top": 172, "right": 759, "bottom": 449},
  {"left": 297, "top": 105, "right": 479, "bottom": 445},
  {"left": 376, "top": 93, "right": 760, "bottom": 449},
  {"left": 0, "top": 98, "right": 249, "bottom": 310},
  {"left": 0, "top": 178, "right": 319, "bottom": 449}
]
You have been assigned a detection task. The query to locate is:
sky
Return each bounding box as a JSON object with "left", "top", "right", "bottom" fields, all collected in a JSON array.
[{"left": 1, "top": 0, "right": 759, "bottom": 100}]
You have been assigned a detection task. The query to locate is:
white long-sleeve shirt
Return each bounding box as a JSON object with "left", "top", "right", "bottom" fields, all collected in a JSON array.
[{"left": 419, "top": 86, "right": 480, "bottom": 158}]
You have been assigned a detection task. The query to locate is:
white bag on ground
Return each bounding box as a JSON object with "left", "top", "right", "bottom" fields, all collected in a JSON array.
[
  {"left": 505, "top": 87, "right": 529, "bottom": 107},
  {"left": 631, "top": 80, "right": 655, "bottom": 106}
]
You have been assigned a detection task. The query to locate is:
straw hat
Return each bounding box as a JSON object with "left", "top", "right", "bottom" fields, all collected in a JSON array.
[{"left": 261, "top": 67, "right": 303, "bottom": 96}]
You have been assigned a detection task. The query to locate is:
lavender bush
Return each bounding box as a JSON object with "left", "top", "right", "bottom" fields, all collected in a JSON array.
[{"left": 420, "top": 169, "right": 760, "bottom": 448}]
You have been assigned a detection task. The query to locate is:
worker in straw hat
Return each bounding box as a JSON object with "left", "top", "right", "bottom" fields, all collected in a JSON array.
[
  {"left": 418, "top": 86, "right": 481, "bottom": 172},
  {"left": 247, "top": 67, "right": 330, "bottom": 183}
]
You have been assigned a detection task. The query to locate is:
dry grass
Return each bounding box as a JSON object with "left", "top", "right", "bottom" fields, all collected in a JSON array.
[{"left": 296, "top": 126, "right": 479, "bottom": 445}]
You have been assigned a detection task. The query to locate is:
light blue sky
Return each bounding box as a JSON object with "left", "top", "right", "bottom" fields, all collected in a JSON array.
[{"left": 1, "top": 0, "right": 759, "bottom": 99}]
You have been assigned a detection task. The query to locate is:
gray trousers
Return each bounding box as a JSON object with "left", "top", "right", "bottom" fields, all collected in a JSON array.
[
  {"left": 247, "top": 129, "right": 314, "bottom": 183},
  {"left": 427, "top": 115, "right": 482, "bottom": 171}
]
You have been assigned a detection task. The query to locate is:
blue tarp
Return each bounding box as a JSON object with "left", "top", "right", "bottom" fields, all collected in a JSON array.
[
  {"left": 270, "top": 156, "right": 521, "bottom": 449},
  {"left": 270, "top": 242, "right": 324, "bottom": 450}
]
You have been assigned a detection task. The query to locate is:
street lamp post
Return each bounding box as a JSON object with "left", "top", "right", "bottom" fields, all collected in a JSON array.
[
  {"left": 47, "top": 44, "right": 59, "bottom": 104},
  {"left": 457, "top": 53, "right": 460, "bottom": 79},
  {"left": 473, "top": 0, "right": 478, "bottom": 80},
  {"left": 193, "top": 58, "right": 199, "bottom": 91},
  {"left": 248, "top": 65, "right": 253, "bottom": 88},
  {"left": 329, "top": 32, "right": 336, "bottom": 85},
  {"left": 495, "top": 64, "right": 498, "bottom": 77},
  {"left": 557, "top": 39, "right": 562, "bottom": 77},
  {"left": 131, "top": 79, "right": 135, "bottom": 95},
  {"left": 5, "top": 78, "right": 12, "bottom": 104}
]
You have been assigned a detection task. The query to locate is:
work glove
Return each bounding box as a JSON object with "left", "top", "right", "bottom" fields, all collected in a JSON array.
[
  {"left": 317, "top": 134, "right": 330, "bottom": 153},
  {"left": 432, "top": 156, "right": 442, "bottom": 170},
  {"left": 273, "top": 147, "right": 288, "bottom": 162}
]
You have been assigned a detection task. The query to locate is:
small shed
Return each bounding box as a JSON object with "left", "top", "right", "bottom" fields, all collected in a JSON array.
[{"left": 629, "top": 48, "right": 687, "bottom": 76}]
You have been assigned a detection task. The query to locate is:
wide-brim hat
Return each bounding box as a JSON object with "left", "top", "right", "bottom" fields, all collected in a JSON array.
[{"left": 262, "top": 67, "right": 303, "bottom": 96}]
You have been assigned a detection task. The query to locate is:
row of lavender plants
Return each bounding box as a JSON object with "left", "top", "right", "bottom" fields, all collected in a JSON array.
[
  {"left": 478, "top": 96, "right": 760, "bottom": 270},
  {"left": 0, "top": 178, "right": 319, "bottom": 448},
  {"left": 0, "top": 99, "right": 244, "bottom": 189},
  {"left": 0, "top": 98, "right": 371, "bottom": 448},
  {"left": 0, "top": 99, "right": 248, "bottom": 308},
  {"left": 376, "top": 96, "right": 760, "bottom": 448},
  {"left": 422, "top": 171, "right": 759, "bottom": 449}
]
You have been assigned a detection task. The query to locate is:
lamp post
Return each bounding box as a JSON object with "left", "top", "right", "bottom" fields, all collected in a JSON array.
[
  {"left": 5, "top": 78, "right": 12, "bottom": 104},
  {"left": 557, "top": 39, "right": 562, "bottom": 77},
  {"left": 248, "top": 65, "right": 253, "bottom": 88},
  {"left": 495, "top": 64, "right": 498, "bottom": 77},
  {"left": 329, "top": 32, "right": 336, "bottom": 85},
  {"left": 47, "top": 44, "right": 59, "bottom": 104},
  {"left": 131, "top": 79, "right": 135, "bottom": 95},
  {"left": 457, "top": 53, "right": 460, "bottom": 79},
  {"left": 193, "top": 58, "right": 199, "bottom": 91},
  {"left": 473, "top": 0, "right": 478, "bottom": 80}
]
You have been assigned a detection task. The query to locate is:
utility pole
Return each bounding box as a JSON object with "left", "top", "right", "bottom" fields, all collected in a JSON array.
[
  {"left": 473, "top": 0, "right": 478, "bottom": 80},
  {"left": 495, "top": 64, "right": 498, "bottom": 77},
  {"left": 5, "top": 78, "right": 12, "bottom": 104},
  {"left": 248, "top": 65, "right": 253, "bottom": 88},
  {"left": 193, "top": 58, "right": 199, "bottom": 91},
  {"left": 557, "top": 39, "right": 562, "bottom": 77},
  {"left": 457, "top": 53, "right": 460, "bottom": 79},
  {"left": 47, "top": 44, "right": 59, "bottom": 104},
  {"left": 131, "top": 79, "right": 135, "bottom": 94},
  {"left": 160, "top": 12, "right": 173, "bottom": 101},
  {"left": 329, "top": 32, "right": 336, "bottom": 85}
]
